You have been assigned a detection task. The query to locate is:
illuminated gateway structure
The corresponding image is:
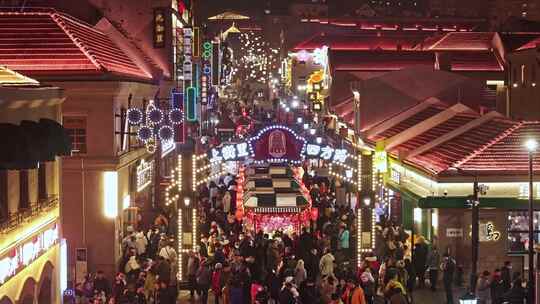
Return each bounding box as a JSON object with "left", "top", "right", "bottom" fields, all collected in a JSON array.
[{"left": 166, "top": 124, "right": 381, "bottom": 280}]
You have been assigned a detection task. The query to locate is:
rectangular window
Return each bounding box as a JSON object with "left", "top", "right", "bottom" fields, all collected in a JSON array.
[
  {"left": 521, "top": 64, "right": 526, "bottom": 85},
  {"left": 38, "top": 162, "right": 47, "bottom": 200},
  {"left": 63, "top": 116, "right": 87, "bottom": 154},
  {"left": 508, "top": 210, "right": 540, "bottom": 253},
  {"left": 0, "top": 170, "right": 7, "bottom": 222},
  {"left": 19, "top": 170, "right": 29, "bottom": 210}
]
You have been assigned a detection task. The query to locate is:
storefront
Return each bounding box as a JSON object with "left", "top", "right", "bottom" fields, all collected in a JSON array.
[{"left": 418, "top": 197, "right": 540, "bottom": 276}]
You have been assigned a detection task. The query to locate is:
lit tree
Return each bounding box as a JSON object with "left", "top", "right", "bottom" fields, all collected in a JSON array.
[{"left": 235, "top": 31, "right": 279, "bottom": 84}]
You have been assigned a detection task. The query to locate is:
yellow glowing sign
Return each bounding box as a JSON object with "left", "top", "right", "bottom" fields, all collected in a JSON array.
[{"left": 373, "top": 150, "right": 388, "bottom": 173}]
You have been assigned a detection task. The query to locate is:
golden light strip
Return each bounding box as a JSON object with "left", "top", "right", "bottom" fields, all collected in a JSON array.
[
  {"left": 357, "top": 212, "right": 362, "bottom": 267},
  {"left": 357, "top": 153, "right": 362, "bottom": 192},
  {"left": 177, "top": 207, "right": 183, "bottom": 281},
  {"left": 192, "top": 208, "right": 197, "bottom": 252},
  {"left": 192, "top": 155, "right": 197, "bottom": 192}
]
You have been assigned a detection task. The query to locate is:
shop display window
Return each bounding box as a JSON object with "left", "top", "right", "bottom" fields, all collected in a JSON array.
[{"left": 507, "top": 211, "right": 540, "bottom": 253}]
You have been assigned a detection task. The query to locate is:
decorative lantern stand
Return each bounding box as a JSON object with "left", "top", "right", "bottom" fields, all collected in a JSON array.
[{"left": 458, "top": 292, "right": 478, "bottom": 304}]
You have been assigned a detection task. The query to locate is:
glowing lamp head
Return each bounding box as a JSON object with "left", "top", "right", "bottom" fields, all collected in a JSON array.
[
  {"left": 297, "top": 117, "right": 303, "bottom": 124},
  {"left": 363, "top": 198, "right": 371, "bottom": 206},
  {"left": 316, "top": 137, "right": 322, "bottom": 144},
  {"left": 292, "top": 100, "right": 299, "bottom": 108},
  {"left": 184, "top": 197, "right": 191, "bottom": 207},
  {"left": 285, "top": 107, "right": 290, "bottom": 113},
  {"left": 303, "top": 123, "right": 309, "bottom": 130},
  {"left": 309, "top": 129, "right": 316, "bottom": 135},
  {"left": 525, "top": 139, "right": 538, "bottom": 152}
]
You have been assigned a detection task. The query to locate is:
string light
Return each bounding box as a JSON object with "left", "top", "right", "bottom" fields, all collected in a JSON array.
[{"left": 177, "top": 207, "right": 183, "bottom": 281}]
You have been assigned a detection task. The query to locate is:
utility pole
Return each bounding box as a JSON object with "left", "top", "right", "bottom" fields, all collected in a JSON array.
[{"left": 470, "top": 177, "right": 479, "bottom": 295}]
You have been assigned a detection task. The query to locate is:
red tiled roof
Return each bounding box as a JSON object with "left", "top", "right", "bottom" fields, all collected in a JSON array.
[
  {"left": 456, "top": 122, "right": 540, "bottom": 173},
  {"left": 409, "top": 118, "right": 517, "bottom": 174},
  {"left": 293, "top": 32, "right": 430, "bottom": 51},
  {"left": 369, "top": 105, "right": 444, "bottom": 141},
  {"left": 392, "top": 112, "right": 478, "bottom": 154},
  {"left": 517, "top": 36, "right": 540, "bottom": 50},
  {"left": 330, "top": 50, "right": 435, "bottom": 71},
  {"left": 0, "top": 10, "right": 152, "bottom": 80},
  {"left": 448, "top": 51, "right": 503, "bottom": 72},
  {"left": 427, "top": 32, "right": 494, "bottom": 50}
]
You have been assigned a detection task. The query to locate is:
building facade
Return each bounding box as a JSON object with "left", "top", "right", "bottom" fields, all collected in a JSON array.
[{"left": 0, "top": 68, "right": 66, "bottom": 304}]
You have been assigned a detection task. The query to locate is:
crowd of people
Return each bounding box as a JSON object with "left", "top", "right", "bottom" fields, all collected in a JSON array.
[
  {"left": 72, "top": 212, "right": 180, "bottom": 304},
  {"left": 474, "top": 261, "right": 528, "bottom": 304}
]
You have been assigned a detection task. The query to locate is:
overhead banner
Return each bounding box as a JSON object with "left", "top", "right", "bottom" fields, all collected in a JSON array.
[{"left": 208, "top": 125, "right": 352, "bottom": 164}]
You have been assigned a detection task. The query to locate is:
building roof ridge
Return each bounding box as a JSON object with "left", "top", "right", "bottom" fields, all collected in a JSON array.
[
  {"left": 50, "top": 13, "right": 103, "bottom": 71},
  {"left": 452, "top": 121, "right": 523, "bottom": 169}
]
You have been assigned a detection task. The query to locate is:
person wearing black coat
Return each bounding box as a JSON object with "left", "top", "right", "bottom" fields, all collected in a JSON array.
[
  {"left": 502, "top": 278, "right": 526, "bottom": 304},
  {"left": 304, "top": 248, "right": 320, "bottom": 281},
  {"left": 490, "top": 269, "right": 505, "bottom": 304},
  {"left": 442, "top": 254, "right": 456, "bottom": 304},
  {"left": 299, "top": 279, "right": 321, "bottom": 304},
  {"left": 298, "top": 228, "right": 314, "bottom": 261},
  {"left": 414, "top": 239, "right": 429, "bottom": 288},
  {"left": 157, "top": 281, "right": 177, "bottom": 304},
  {"left": 279, "top": 283, "right": 296, "bottom": 304},
  {"left": 501, "top": 261, "right": 512, "bottom": 293}
]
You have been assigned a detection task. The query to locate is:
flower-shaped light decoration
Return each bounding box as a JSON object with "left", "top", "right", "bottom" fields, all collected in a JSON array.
[{"left": 127, "top": 100, "right": 183, "bottom": 153}]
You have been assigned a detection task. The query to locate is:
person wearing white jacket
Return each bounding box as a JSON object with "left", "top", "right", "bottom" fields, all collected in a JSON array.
[{"left": 319, "top": 248, "right": 335, "bottom": 277}]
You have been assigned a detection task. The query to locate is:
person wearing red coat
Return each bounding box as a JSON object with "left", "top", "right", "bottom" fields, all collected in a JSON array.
[{"left": 212, "top": 263, "right": 224, "bottom": 304}]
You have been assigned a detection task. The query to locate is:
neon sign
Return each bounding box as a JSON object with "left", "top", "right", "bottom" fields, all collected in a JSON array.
[
  {"left": 0, "top": 223, "right": 59, "bottom": 285},
  {"left": 208, "top": 125, "right": 352, "bottom": 164}
]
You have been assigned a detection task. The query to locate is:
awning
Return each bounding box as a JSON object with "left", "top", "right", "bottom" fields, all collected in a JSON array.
[{"left": 418, "top": 196, "right": 540, "bottom": 209}]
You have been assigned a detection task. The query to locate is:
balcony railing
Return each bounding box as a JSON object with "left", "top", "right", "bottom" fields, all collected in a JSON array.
[{"left": 0, "top": 195, "right": 59, "bottom": 234}]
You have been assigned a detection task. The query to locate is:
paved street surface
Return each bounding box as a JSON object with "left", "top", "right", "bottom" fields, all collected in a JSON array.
[{"left": 178, "top": 286, "right": 467, "bottom": 303}]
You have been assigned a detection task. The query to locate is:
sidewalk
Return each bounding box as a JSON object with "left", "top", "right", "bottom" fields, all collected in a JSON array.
[{"left": 178, "top": 286, "right": 468, "bottom": 304}]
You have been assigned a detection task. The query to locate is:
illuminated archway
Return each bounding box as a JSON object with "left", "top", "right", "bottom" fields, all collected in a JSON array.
[
  {"left": 18, "top": 277, "right": 36, "bottom": 304},
  {"left": 37, "top": 261, "right": 54, "bottom": 304}
]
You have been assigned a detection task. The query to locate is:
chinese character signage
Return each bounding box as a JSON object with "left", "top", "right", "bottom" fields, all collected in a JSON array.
[
  {"left": 0, "top": 223, "right": 59, "bottom": 285},
  {"left": 183, "top": 27, "right": 193, "bottom": 87},
  {"left": 153, "top": 8, "right": 166, "bottom": 48},
  {"left": 305, "top": 144, "right": 348, "bottom": 163},
  {"left": 479, "top": 222, "right": 501, "bottom": 242},
  {"left": 207, "top": 125, "right": 353, "bottom": 164},
  {"left": 136, "top": 159, "right": 154, "bottom": 192}
]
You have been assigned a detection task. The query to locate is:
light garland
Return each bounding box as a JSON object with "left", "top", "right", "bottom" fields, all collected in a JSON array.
[
  {"left": 357, "top": 153, "right": 362, "bottom": 192},
  {"left": 165, "top": 155, "right": 182, "bottom": 206},
  {"left": 192, "top": 208, "right": 197, "bottom": 252},
  {"left": 192, "top": 155, "right": 197, "bottom": 192},
  {"left": 237, "top": 31, "right": 279, "bottom": 83},
  {"left": 177, "top": 207, "right": 183, "bottom": 281}
]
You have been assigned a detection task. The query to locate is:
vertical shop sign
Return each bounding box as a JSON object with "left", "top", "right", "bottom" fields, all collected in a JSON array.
[
  {"left": 153, "top": 8, "right": 166, "bottom": 48},
  {"left": 172, "top": 92, "right": 185, "bottom": 143},
  {"left": 183, "top": 27, "right": 193, "bottom": 88},
  {"left": 192, "top": 27, "right": 200, "bottom": 58},
  {"left": 211, "top": 41, "right": 220, "bottom": 85}
]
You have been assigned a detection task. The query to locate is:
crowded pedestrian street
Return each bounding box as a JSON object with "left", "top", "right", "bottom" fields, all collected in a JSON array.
[{"left": 2, "top": 1, "right": 540, "bottom": 304}]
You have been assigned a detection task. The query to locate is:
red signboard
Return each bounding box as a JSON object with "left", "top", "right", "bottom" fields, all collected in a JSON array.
[{"left": 249, "top": 126, "right": 305, "bottom": 162}]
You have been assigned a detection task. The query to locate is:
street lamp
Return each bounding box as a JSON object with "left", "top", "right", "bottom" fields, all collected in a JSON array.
[
  {"left": 459, "top": 292, "right": 478, "bottom": 304},
  {"left": 525, "top": 138, "right": 537, "bottom": 303}
]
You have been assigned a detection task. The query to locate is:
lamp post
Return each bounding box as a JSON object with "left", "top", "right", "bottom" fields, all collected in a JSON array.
[{"left": 526, "top": 138, "right": 537, "bottom": 303}]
